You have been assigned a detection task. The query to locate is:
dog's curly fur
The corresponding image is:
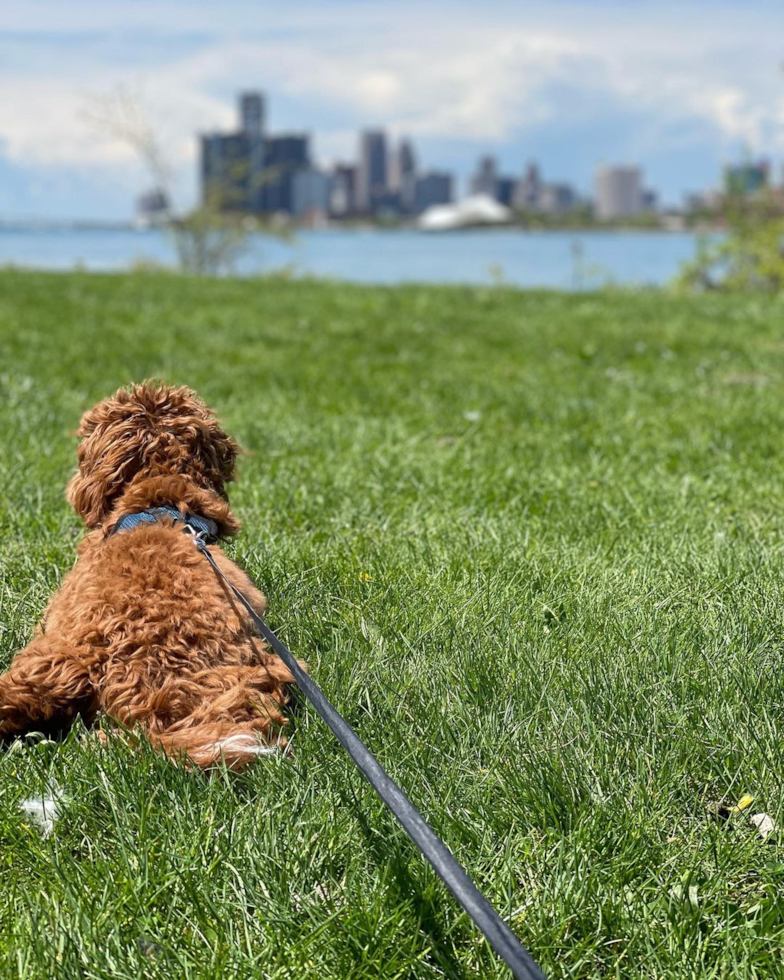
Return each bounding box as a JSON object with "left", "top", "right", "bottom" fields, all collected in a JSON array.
[{"left": 0, "top": 382, "right": 299, "bottom": 769}]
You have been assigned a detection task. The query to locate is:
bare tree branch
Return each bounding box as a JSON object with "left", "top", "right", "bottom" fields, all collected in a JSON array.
[{"left": 84, "top": 85, "right": 250, "bottom": 275}]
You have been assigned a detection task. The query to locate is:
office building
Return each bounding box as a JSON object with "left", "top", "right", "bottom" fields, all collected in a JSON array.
[
  {"left": 292, "top": 168, "right": 332, "bottom": 219},
  {"left": 200, "top": 91, "right": 312, "bottom": 216},
  {"left": 414, "top": 171, "right": 453, "bottom": 213},
  {"left": 330, "top": 164, "right": 357, "bottom": 217},
  {"left": 240, "top": 92, "right": 265, "bottom": 212},
  {"left": 392, "top": 139, "right": 417, "bottom": 214},
  {"left": 240, "top": 92, "right": 265, "bottom": 136},
  {"left": 262, "top": 134, "right": 311, "bottom": 213},
  {"left": 512, "top": 163, "right": 542, "bottom": 210},
  {"left": 201, "top": 132, "right": 252, "bottom": 211},
  {"left": 357, "top": 130, "right": 388, "bottom": 213},
  {"left": 470, "top": 156, "right": 498, "bottom": 198},
  {"left": 595, "top": 165, "right": 643, "bottom": 219},
  {"left": 495, "top": 176, "right": 516, "bottom": 208},
  {"left": 538, "top": 183, "right": 577, "bottom": 215}
]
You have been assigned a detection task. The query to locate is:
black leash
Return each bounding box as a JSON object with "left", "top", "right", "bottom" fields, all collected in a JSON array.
[{"left": 191, "top": 533, "right": 545, "bottom": 980}]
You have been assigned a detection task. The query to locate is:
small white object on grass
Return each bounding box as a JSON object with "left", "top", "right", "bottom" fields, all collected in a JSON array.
[
  {"left": 750, "top": 812, "right": 777, "bottom": 841},
  {"left": 19, "top": 782, "right": 64, "bottom": 838}
]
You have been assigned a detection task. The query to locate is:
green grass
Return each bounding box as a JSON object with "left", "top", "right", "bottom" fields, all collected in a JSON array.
[{"left": 1, "top": 269, "right": 783, "bottom": 979}]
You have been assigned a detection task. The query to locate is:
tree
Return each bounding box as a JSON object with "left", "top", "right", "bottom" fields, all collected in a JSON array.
[
  {"left": 85, "top": 86, "right": 250, "bottom": 275},
  {"left": 676, "top": 175, "right": 784, "bottom": 293}
]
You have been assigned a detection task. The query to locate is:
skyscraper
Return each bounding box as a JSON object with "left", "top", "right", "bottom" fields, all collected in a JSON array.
[
  {"left": 512, "top": 162, "right": 542, "bottom": 210},
  {"left": 414, "top": 172, "right": 453, "bottom": 213},
  {"left": 495, "top": 177, "right": 516, "bottom": 208},
  {"left": 538, "top": 183, "right": 577, "bottom": 215},
  {"left": 263, "top": 134, "right": 311, "bottom": 213},
  {"left": 330, "top": 164, "right": 357, "bottom": 217},
  {"left": 240, "top": 92, "right": 265, "bottom": 212},
  {"left": 292, "top": 167, "right": 332, "bottom": 220},
  {"left": 201, "top": 92, "right": 270, "bottom": 213},
  {"left": 595, "top": 166, "right": 643, "bottom": 219},
  {"left": 201, "top": 132, "right": 252, "bottom": 211},
  {"left": 394, "top": 139, "right": 417, "bottom": 214},
  {"left": 356, "top": 130, "right": 388, "bottom": 214},
  {"left": 200, "top": 91, "right": 315, "bottom": 217},
  {"left": 240, "top": 92, "right": 265, "bottom": 136},
  {"left": 470, "top": 156, "right": 498, "bottom": 198}
]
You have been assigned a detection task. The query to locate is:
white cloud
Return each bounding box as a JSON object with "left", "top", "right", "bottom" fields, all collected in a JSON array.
[
  {"left": 0, "top": 25, "right": 583, "bottom": 177},
  {"left": 0, "top": 74, "right": 232, "bottom": 172},
  {"left": 702, "top": 89, "right": 767, "bottom": 148}
]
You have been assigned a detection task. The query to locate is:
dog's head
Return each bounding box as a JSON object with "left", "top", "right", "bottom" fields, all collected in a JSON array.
[{"left": 67, "top": 382, "right": 239, "bottom": 527}]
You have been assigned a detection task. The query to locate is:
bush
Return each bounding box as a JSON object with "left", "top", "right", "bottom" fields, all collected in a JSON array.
[{"left": 677, "top": 194, "right": 784, "bottom": 292}]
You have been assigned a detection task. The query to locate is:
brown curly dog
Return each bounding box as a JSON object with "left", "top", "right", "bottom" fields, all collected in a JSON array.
[{"left": 0, "top": 382, "right": 298, "bottom": 769}]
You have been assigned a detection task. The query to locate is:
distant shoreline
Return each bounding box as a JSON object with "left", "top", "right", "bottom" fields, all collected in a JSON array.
[{"left": 0, "top": 219, "right": 719, "bottom": 236}]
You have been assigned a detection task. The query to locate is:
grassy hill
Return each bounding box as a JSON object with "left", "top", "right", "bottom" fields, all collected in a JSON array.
[{"left": 0, "top": 269, "right": 783, "bottom": 978}]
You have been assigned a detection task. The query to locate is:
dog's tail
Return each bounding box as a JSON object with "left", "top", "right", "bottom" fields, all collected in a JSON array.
[{"left": 150, "top": 719, "right": 286, "bottom": 770}]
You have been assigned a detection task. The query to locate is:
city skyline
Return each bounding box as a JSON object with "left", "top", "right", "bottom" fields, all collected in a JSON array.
[
  {"left": 2, "top": 1, "right": 784, "bottom": 220},
  {"left": 199, "top": 92, "right": 459, "bottom": 222},
  {"left": 195, "top": 91, "right": 784, "bottom": 227}
]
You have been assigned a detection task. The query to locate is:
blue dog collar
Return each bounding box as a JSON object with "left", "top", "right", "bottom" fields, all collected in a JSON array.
[{"left": 111, "top": 505, "right": 219, "bottom": 543}]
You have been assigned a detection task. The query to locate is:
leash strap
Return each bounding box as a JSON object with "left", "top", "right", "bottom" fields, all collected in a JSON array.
[{"left": 192, "top": 534, "right": 545, "bottom": 980}]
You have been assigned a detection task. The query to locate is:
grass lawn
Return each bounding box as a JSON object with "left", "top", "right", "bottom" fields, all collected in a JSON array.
[{"left": 0, "top": 269, "right": 783, "bottom": 979}]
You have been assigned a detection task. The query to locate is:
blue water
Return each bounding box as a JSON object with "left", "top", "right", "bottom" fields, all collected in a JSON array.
[{"left": 0, "top": 225, "right": 707, "bottom": 289}]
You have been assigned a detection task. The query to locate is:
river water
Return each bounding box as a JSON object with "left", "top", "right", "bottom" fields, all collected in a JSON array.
[{"left": 0, "top": 225, "right": 708, "bottom": 289}]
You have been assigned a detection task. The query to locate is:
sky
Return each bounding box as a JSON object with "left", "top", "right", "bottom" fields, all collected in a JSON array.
[{"left": 1, "top": 0, "right": 784, "bottom": 220}]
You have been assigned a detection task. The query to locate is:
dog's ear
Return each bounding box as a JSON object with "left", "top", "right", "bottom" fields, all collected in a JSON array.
[
  {"left": 66, "top": 390, "right": 145, "bottom": 527},
  {"left": 66, "top": 383, "right": 240, "bottom": 528},
  {"left": 185, "top": 398, "right": 240, "bottom": 493},
  {"left": 155, "top": 383, "right": 240, "bottom": 495}
]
